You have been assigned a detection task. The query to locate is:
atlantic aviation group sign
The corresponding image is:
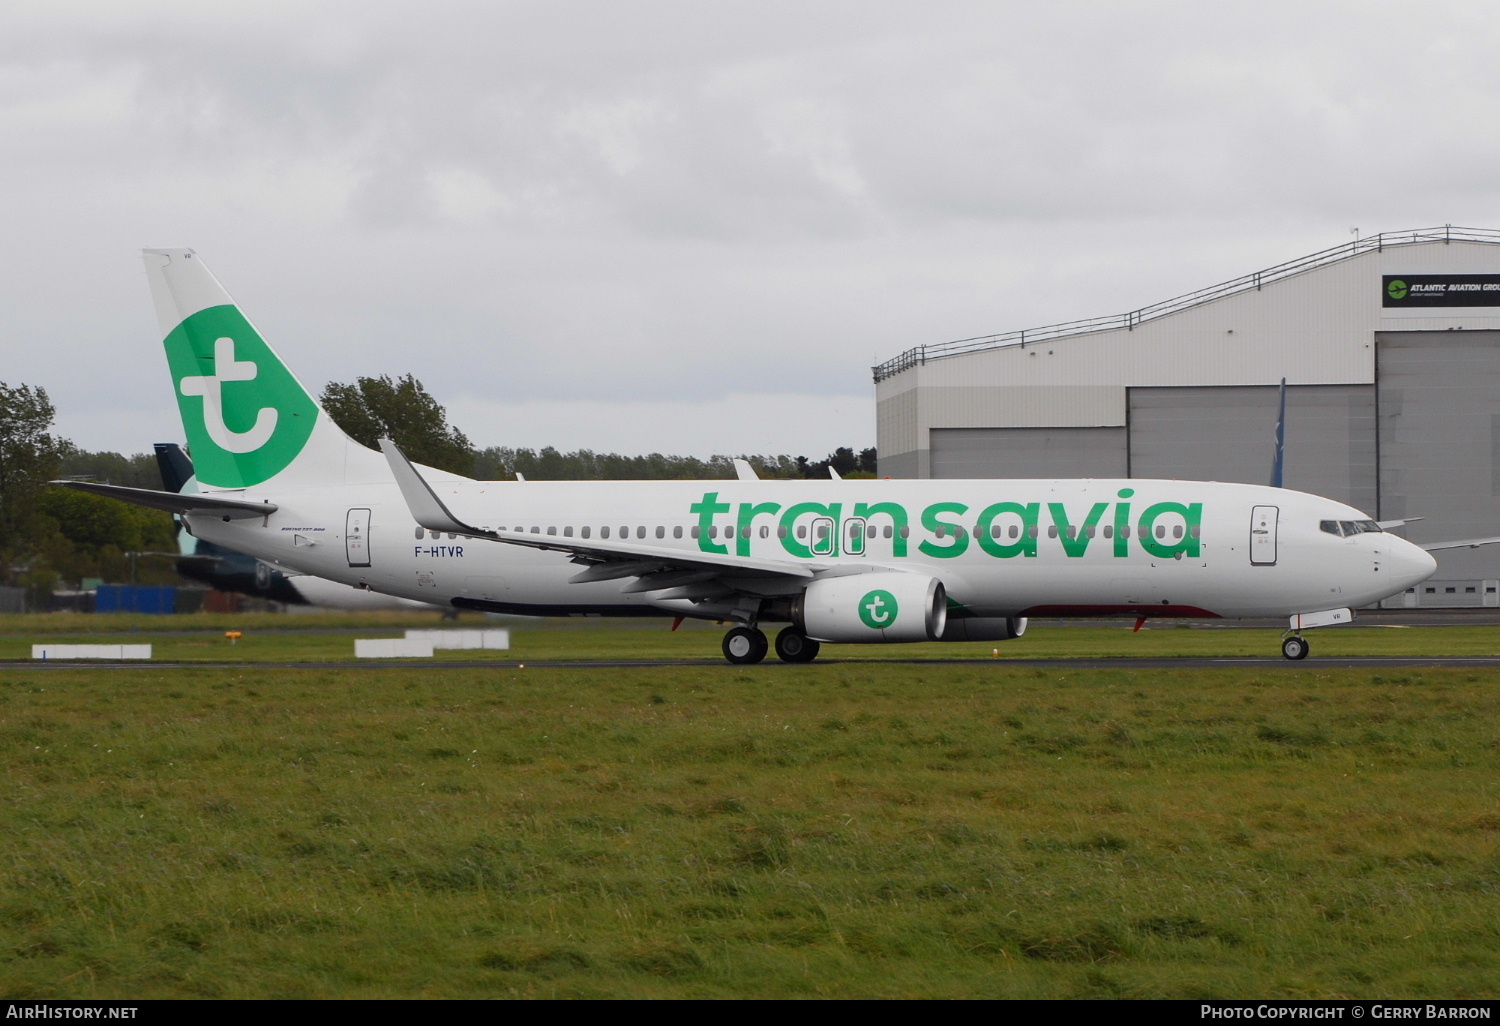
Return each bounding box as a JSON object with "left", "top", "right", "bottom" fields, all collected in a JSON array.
[{"left": 1383, "top": 274, "right": 1500, "bottom": 308}]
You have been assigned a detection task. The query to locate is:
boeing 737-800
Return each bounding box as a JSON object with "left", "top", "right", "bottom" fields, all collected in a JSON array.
[{"left": 58, "top": 250, "right": 1440, "bottom": 663}]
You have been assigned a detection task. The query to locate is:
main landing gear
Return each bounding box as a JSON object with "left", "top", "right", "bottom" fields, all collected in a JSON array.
[
  {"left": 720, "top": 626, "right": 822, "bottom": 665},
  {"left": 722, "top": 626, "right": 768, "bottom": 664},
  {"left": 774, "top": 628, "right": 820, "bottom": 663},
  {"left": 1281, "top": 635, "right": 1310, "bottom": 660}
]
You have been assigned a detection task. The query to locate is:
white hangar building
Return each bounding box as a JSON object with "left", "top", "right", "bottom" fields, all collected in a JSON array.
[{"left": 872, "top": 227, "right": 1500, "bottom": 607}]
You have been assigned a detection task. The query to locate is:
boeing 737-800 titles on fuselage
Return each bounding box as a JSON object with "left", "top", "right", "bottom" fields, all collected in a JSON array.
[{"left": 58, "top": 250, "right": 1440, "bottom": 663}]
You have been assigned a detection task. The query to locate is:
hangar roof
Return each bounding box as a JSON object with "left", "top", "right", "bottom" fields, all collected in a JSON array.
[{"left": 872, "top": 226, "right": 1500, "bottom": 384}]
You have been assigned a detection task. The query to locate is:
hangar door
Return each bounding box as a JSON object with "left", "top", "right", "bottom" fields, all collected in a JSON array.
[
  {"left": 1128, "top": 385, "right": 1376, "bottom": 512},
  {"left": 929, "top": 427, "right": 1128, "bottom": 479},
  {"left": 1378, "top": 330, "right": 1500, "bottom": 584}
]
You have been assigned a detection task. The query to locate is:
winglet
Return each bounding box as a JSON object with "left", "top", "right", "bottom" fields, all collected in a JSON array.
[
  {"left": 732, "top": 459, "right": 758, "bottom": 482},
  {"left": 379, "top": 437, "right": 497, "bottom": 539}
]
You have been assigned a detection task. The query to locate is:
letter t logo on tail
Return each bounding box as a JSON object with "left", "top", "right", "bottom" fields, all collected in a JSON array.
[{"left": 178, "top": 336, "right": 279, "bottom": 453}]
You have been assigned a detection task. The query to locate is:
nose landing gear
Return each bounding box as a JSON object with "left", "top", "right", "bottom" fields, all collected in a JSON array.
[{"left": 1281, "top": 634, "right": 1310, "bottom": 660}]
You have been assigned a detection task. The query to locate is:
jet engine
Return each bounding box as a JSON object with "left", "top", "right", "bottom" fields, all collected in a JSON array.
[
  {"left": 795, "top": 573, "right": 947, "bottom": 643},
  {"left": 939, "top": 617, "right": 1028, "bottom": 642}
]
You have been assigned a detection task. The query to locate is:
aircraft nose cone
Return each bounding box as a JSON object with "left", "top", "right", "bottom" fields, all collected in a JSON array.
[{"left": 1391, "top": 538, "right": 1437, "bottom": 590}]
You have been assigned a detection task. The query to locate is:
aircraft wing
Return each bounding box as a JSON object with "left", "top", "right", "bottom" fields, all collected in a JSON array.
[
  {"left": 1420, "top": 536, "right": 1500, "bottom": 551},
  {"left": 380, "top": 439, "right": 824, "bottom": 594},
  {"left": 50, "top": 480, "right": 278, "bottom": 519}
]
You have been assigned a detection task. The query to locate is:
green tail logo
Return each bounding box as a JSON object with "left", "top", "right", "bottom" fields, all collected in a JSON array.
[{"left": 164, "top": 304, "right": 318, "bottom": 488}]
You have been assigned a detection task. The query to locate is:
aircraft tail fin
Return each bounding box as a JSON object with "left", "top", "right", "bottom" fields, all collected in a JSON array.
[
  {"left": 153, "top": 442, "right": 194, "bottom": 494},
  {"left": 1270, "top": 377, "right": 1287, "bottom": 488},
  {"left": 143, "top": 249, "right": 385, "bottom": 490}
]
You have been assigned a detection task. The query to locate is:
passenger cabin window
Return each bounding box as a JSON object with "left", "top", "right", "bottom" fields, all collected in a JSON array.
[
  {"left": 762, "top": 526, "right": 771, "bottom": 539},
  {"left": 636, "top": 526, "right": 645, "bottom": 539},
  {"left": 674, "top": 526, "right": 683, "bottom": 539},
  {"left": 564, "top": 526, "right": 573, "bottom": 537},
  {"left": 547, "top": 527, "right": 556, "bottom": 536},
  {"left": 414, "top": 526, "right": 424, "bottom": 539},
  {"left": 602, "top": 526, "right": 611, "bottom": 539},
  {"left": 581, "top": 526, "right": 591, "bottom": 539},
  {"left": 656, "top": 526, "right": 665, "bottom": 539}
]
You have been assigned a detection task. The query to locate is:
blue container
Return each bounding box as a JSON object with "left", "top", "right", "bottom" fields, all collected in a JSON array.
[{"left": 95, "top": 585, "right": 176, "bottom": 614}]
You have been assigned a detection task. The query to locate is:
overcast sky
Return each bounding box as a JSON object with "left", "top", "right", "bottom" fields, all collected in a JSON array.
[{"left": 3, "top": 1, "right": 1498, "bottom": 461}]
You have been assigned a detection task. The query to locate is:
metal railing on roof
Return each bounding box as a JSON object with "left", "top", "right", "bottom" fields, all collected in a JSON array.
[{"left": 871, "top": 226, "right": 1500, "bottom": 383}]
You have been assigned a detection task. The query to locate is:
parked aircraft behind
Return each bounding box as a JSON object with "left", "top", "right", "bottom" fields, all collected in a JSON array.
[
  {"left": 58, "top": 250, "right": 1441, "bottom": 662},
  {"left": 151, "top": 443, "right": 440, "bottom": 612}
]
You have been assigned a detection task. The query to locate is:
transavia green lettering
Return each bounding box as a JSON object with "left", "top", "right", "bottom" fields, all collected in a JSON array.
[
  {"left": 162, "top": 304, "right": 318, "bottom": 488},
  {"left": 1139, "top": 501, "right": 1203, "bottom": 558},
  {"left": 691, "top": 492, "right": 731, "bottom": 554},
  {"left": 976, "top": 502, "right": 1039, "bottom": 558},
  {"left": 1049, "top": 501, "right": 1108, "bottom": 557},
  {"left": 688, "top": 493, "right": 1205, "bottom": 560},
  {"left": 778, "top": 502, "right": 842, "bottom": 559},
  {"left": 918, "top": 502, "right": 969, "bottom": 559},
  {"left": 853, "top": 501, "right": 909, "bottom": 557}
]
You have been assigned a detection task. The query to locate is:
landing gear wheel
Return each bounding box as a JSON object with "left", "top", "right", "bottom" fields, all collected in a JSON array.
[
  {"left": 775, "top": 628, "right": 821, "bottom": 663},
  {"left": 722, "top": 626, "right": 768, "bottom": 665},
  {"left": 1282, "top": 635, "right": 1310, "bottom": 661}
]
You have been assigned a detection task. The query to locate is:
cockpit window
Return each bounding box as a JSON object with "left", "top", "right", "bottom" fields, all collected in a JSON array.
[{"left": 1321, "top": 519, "right": 1383, "bottom": 538}]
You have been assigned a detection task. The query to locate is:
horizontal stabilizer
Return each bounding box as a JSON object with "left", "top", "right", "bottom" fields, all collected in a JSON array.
[{"left": 51, "top": 480, "right": 276, "bottom": 519}]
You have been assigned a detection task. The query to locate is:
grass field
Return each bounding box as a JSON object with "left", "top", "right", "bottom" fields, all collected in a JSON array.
[
  {"left": 3, "top": 611, "right": 1500, "bottom": 998},
  {"left": 8, "top": 609, "right": 1500, "bottom": 663}
]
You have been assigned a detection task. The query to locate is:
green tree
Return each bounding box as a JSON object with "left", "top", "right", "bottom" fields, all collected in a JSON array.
[
  {"left": 0, "top": 381, "right": 67, "bottom": 579},
  {"left": 54, "top": 446, "right": 163, "bottom": 490},
  {"left": 472, "top": 446, "right": 853, "bottom": 481},
  {"left": 320, "top": 374, "right": 476, "bottom": 475}
]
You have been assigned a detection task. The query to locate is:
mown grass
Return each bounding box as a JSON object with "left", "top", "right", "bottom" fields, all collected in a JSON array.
[
  {"left": 5, "top": 611, "right": 1500, "bottom": 663},
  {"left": 2, "top": 661, "right": 1499, "bottom": 998}
]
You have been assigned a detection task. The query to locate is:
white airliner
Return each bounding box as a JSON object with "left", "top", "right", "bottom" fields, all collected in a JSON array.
[{"left": 58, "top": 250, "right": 1443, "bottom": 663}]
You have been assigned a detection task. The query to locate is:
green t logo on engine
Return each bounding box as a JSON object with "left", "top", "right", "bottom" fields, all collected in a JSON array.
[{"left": 859, "top": 589, "right": 898, "bottom": 629}]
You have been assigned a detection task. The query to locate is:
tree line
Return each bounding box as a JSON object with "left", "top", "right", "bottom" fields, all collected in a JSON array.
[
  {"left": 321, "top": 374, "right": 877, "bottom": 481},
  {"left": 0, "top": 375, "right": 876, "bottom": 596}
]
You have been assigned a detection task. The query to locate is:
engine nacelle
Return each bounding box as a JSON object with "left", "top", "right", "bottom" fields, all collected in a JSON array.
[
  {"left": 795, "top": 573, "right": 947, "bottom": 643},
  {"left": 939, "top": 617, "right": 1028, "bottom": 642}
]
